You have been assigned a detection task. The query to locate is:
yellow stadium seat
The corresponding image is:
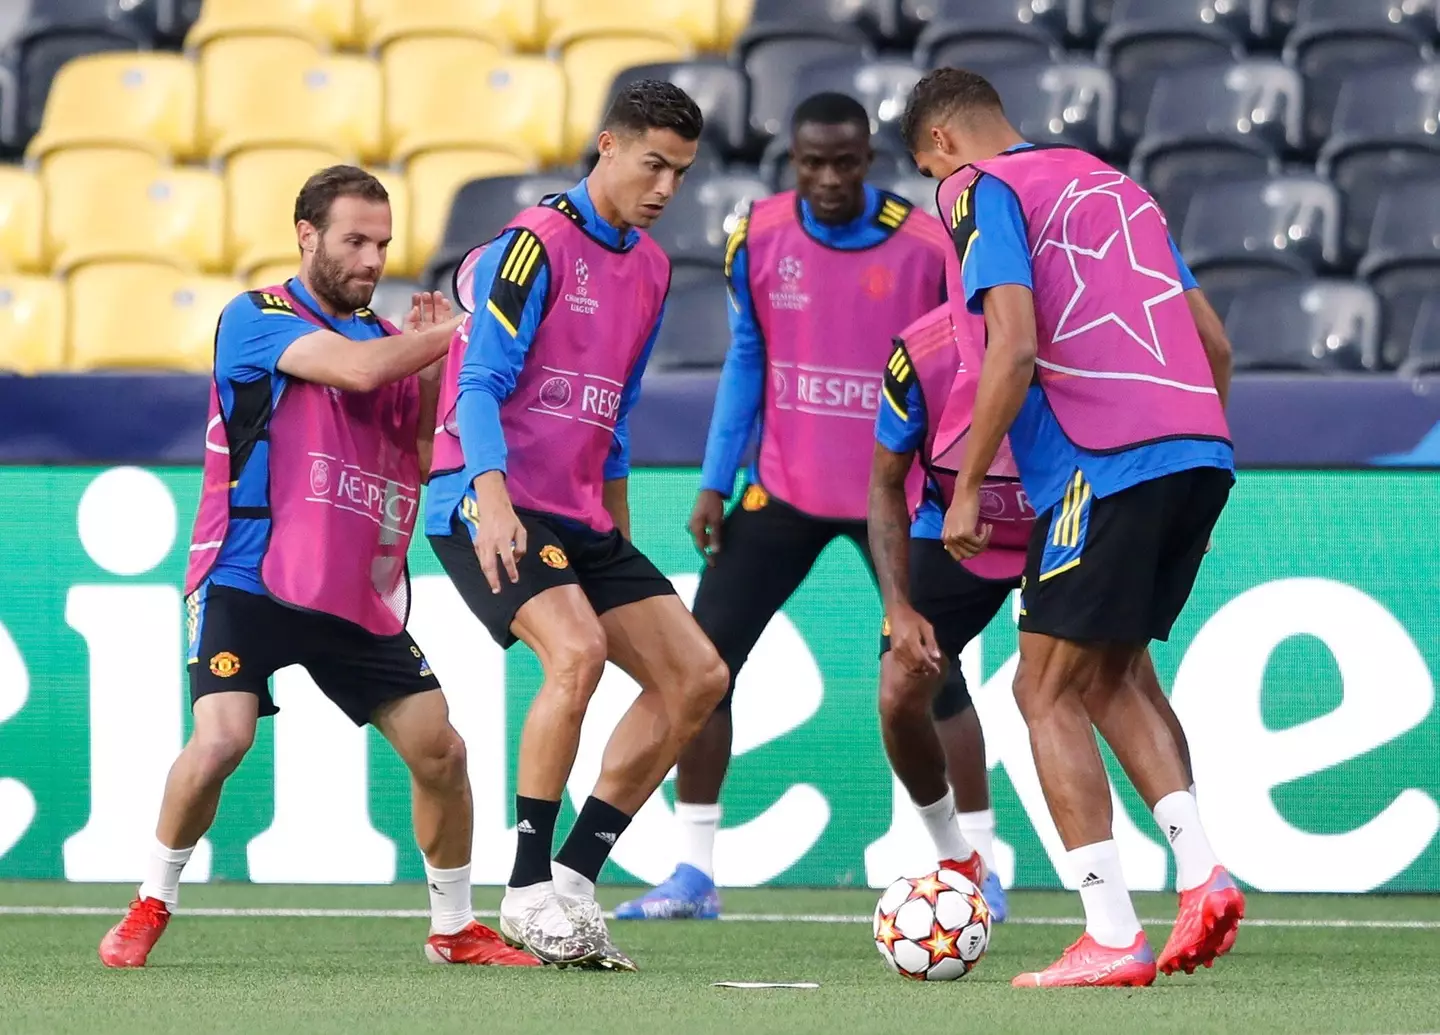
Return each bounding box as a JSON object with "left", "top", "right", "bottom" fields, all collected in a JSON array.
[
  {"left": 247, "top": 262, "right": 298, "bottom": 289},
  {"left": 186, "top": 0, "right": 359, "bottom": 50},
  {"left": 384, "top": 47, "right": 563, "bottom": 165},
  {"left": 406, "top": 149, "right": 531, "bottom": 271},
  {"left": 365, "top": 167, "right": 414, "bottom": 277},
  {"left": 0, "top": 166, "right": 43, "bottom": 273},
  {"left": 47, "top": 164, "right": 225, "bottom": 274},
  {"left": 39, "top": 149, "right": 163, "bottom": 269},
  {"left": 201, "top": 40, "right": 383, "bottom": 161},
  {"left": 25, "top": 54, "right": 198, "bottom": 162},
  {"left": 360, "top": 0, "right": 541, "bottom": 50},
  {"left": 69, "top": 263, "right": 240, "bottom": 373},
  {"left": 543, "top": 0, "right": 719, "bottom": 51},
  {"left": 719, "top": 0, "right": 753, "bottom": 49},
  {"left": 226, "top": 147, "right": 346, "bottom": 273},
  {"left": 559, "top": 34, "right": 690, "bottom": 161},
  {"left": 0, "top": 276, "right": 67, "bottom": 374}
]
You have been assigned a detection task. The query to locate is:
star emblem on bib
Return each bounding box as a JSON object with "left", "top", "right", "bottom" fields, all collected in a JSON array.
[{"left": 1033, "top": 171, "right": 1183, "bottom": 366}]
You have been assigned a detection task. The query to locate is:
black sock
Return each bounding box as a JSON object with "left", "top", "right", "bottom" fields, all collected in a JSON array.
[
  {"left": 509, "top": 796, "right": 561, "bottom": 888},
  {"left": 554, "top": 796, "right": 633, "bottom": 885}
]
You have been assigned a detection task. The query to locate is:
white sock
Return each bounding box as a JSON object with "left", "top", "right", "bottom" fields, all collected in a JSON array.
[
  {"left": 673, "top": 801, "right": 721, "bottom": 879},
  {"left": 1068, "top": 840, "right": 1142, "bottom": 949},
  {"left": 1153, "top": 790, "right": 1220, "bottom": 892},
  {"left": 552, "top": 860, "right": 595, "bottom": 902},
  {"left": 137, "top": 839, "right": 193, "bottom": 907},
  {"left": 424, "top": 860, "right": 474, "bottom": 936},
  {"left": 914, "top": 788, "right": 975, "bottom": 864},
  {"left": 954, "top": 809, "right": 998, "bottom": 876}
]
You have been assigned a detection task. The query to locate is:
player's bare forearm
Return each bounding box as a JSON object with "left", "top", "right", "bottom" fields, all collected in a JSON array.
[
  {"left": 278, "top": 318, "right": 463, "bottom": 394},
  {"left": 604, "top": 478, "right": 631, "bottom": 540},
  {"left": 1185, "top": 287, "right": 1233, "bottom": 410},
  {"left": 960, "top": 284, "right": 1037, "bottom": 492},
  {"left": 869, "top": 443, "right": 915, "bottom": 615},
  {"left": 414, "top": 360, "right": 443, "bottom": 479}
]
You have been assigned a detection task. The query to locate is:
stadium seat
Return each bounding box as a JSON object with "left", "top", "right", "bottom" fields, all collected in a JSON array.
[
  {"left": 39, "top": 148, "right": 160, "bottom": 266},
  {"left": 0, "top": 64, "right": 16, "bottom": 155},
  {"left": 247, "top": 262, "right": 297, "bottom": 290},
  {"left": 26, "top": 52, "right": 198, "bottom": 162},
  {"left": 0, "top": 166, "right": 43, "bottom": 272},
  {"left": 159, "top": 0, "right": 205, "bottom": 46},
  {"left": 1133, "top": 146, "right": 1279, "bottom": 241},
  {"left": 647, "top": 170, "right": 768, "bottom": 267},
  {"left": 407, "top": 150, "right": 535, "bottom": 278},
  {"left": 0, "top": 2, "right": 27, "bottom": 53},
  {"left": 360, "top": 0, "right": 541, "bottom": 50},
  {"left": 1285, "top": 2, "right": 1435, "bottom": 147},
  {"left": 1102, "top": 0, "right": 1265, "bottom": 46},
  {"left": 1223, "top": 279, "right": 1383, "bottom": 371},
  {"left": 740, "top": 0, "right": 887, "bottom": 45},
  {"left": 369, "top": 277, "right": 424, "bottom": 328},
  {"left": 918, "top": 30, "right": 1060, "bottom": 74},
  {"left": 1395, "top": 290, "right": 1440, "bottom": 375},
  {"left": 793, "top": 57, "right": 923, "bottom": 138},
  {"left": 0, "top": 275, "right": 67, "bottom": 375},
  {"left": 559, "top": 34, "right": 691, "bottom": 163},
  {"left": 200, "top": 41, "right": 383, "bottom": 162},
  {"left": 364, "top": 167, "right": 413, "bottom": 279},
  {"left": 424, "top": 172, "right": 573, "bottom": 293},
  {"left": 742, "top": 34, "right": 873, "bottom": 147},
  {"left": 720, "top": 0, "right": 755, "bottom": 49},
  {"left": 1373, "top": 269, "right": 1440, "bottom": 370},
  {"left": 8, "top": 27, "right": 141, "bottom": 150},
  {"left": 605, "top": 60, "right": 749, "bottom": 157},
  {"left": 225, "top": 147, "right": 347, "bottom": 273},
  {"left": 49, "top": 164, "right": 226, "bottom": 274},
  {"left": 384, "top": 49, "right": 564, "bottom": 165},
  {"left": 68, "top": 262, "right": 239, "bottom": 372},
  {"left": 542, "top": 0, "right": 721, "bottom": 51},
  {"left": 984, "top": 60, "right": 1116, "bottom": 155},
  {"left": 1358, "top": 179, "right": 1440, "bottom": 282},
  {"left": 911, "top": 0, "right": 1069, "bottom": 71},
  {"left": 185, "top": 0, "right": 359, "bottom": 50},
  {"left": 13, "top": 0, "right": 158, "bottom": 45},
  {"left": 1181, "top": 176, "right": 1342, "bottom": 278},
  {"left": 651, "top": 267, "right": 730, "bottom": 370}
]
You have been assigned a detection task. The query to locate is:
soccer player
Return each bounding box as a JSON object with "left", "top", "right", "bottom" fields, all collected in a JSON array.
[
  {"left": 99, "top": 166, "right": 538, "bottom": 969},
  {"left": 900, "top": 69, "right": 1243, "bottom": 988},
  {"left": 425, "top": 82, "right": 727, "bottom": 970},
  {"left": 616, "top": 92, "right": 1002, "bottom": 922}
]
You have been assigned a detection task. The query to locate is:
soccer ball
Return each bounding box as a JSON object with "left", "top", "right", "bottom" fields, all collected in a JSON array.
[{"left": 873, "top": 868, "right": 991, "bottom": 981}]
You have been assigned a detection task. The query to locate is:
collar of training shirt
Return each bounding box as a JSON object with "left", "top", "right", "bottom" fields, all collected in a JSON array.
[{"left": 563, "top": 178, "right": 641, "bottom": 251}]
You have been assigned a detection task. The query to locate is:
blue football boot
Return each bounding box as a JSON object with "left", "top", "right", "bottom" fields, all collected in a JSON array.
[
  {"left": 982, "top": 870, "right": 1009, "bottom": 924},
  {"left": 613, "top": 864, "right": 721, "bottom": 920}
]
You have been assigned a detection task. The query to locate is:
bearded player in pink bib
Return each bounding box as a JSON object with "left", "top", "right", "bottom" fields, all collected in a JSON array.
[
  {"left": 99, "top": 167, "right": 539, "bottom": 969},
  {"left": 900, "top": 69, "right": 1244, "bottom": 988},
  {"left": 426, "top": 81, "right": 727, "bottom": 970}
]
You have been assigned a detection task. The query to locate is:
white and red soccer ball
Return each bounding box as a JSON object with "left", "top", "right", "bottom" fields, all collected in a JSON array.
[{"left": 873, "top": 867, "right": 992, "bottom": 981}]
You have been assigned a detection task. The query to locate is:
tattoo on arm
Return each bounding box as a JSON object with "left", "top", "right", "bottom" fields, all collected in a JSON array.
[{"left": 869, "top": 443, "right": 916, "bottom": 614}]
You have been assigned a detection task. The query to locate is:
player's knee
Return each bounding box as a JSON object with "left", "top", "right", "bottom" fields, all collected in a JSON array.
[
  {"left": 878, "top": 668, "right": 932, "bottom": 725},
  {"left": 188, "top": 726, "right": 254, "bottom": 781},
  {"left": 411, "top": 727, "right": 468, "bottom": 791},
  {"left": 544, "top": 628, "right": 608, "bottom": 706},
  {"left": 677, "top": 650, "right": 729, "bottom": 732}
]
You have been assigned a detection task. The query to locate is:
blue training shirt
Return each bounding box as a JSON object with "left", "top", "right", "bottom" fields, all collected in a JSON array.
[
  {"left": 204, "top": 278, "right": 392, "bottom": 595},
  {"left": 424, "top": 179, "right": 664, "bottom": 538},
  {"left": 961, "top": 144, "right": 1234, "bottom": 517},
  {"left": 872, "top": 372, "right": 945, "bottom": 539},
  {"left": 700, "top": 184, "right": 935, "bottom": 499}
]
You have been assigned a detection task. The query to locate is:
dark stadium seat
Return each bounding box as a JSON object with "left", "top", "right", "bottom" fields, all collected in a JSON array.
[
  {"left": 916, "top": 28, "right": 1061, "bottom": 75},
  {"left": 606, "top": 60, "right": 749, "bottom": 158},
  {"left": 760, "top": 132, "right": 908, "bottom": 193},
  {"left": 650, "top": 267, "right": 730, "bottom": 371},
  {"left": 1224, "top": 279, "right": 1383, "bottom": 372},
  {"left": 984, "top": 60, "right": 1116, "bottom": 155},
  {"left": 740, "top": 33, "right": 874, "bottom": 150},
  {"left": 7, "top": 29, "right": 144, "bottom": 151},
  {"left": 1181, "top": 176, "right": 1342, "bottom": 277},
  {"left": 1285, "top": 1, "right": 1435, "bottom": 147},
  {"left": 16, "top": 0, "right": 159, "bottom": 43},
  {"left": 1098, "top": 29, "right": 1242, "bottom": 152},
  {"left": 1133, "top": 145, "right": 1278, "bottom": 241},
  {"left": 157, "top": 0, "right": 204, "bottom": 46},
  {"left": 1102, "top": 0, "right": 1266, "bottom": 46},
  {"left": 739, "top": 0, "right": 892, "bottom": 47},
  {"left": 645, "top": 170, "right": 768, "bottom": 268},
  {"left": 0, "top": 65, "right": 16, "bottom": 155},
  {"left": 1320, "top": 64, "right": 1440, "bottom": 260},
  {"left": 1395, "top": 290, "right": 1440, "bottom": 375},
  {"left": 792, "top": 57, "right": 921, "bottom": 140},
  {"left": 1132, "top": 60, "right": 1302, "bottom": 171},
  {"left": 1358, "top": 179, "right": 1440, "bottom": 282},
  {"left": 422, "top": 173, "right": 573, "bottom": 295},
  {"left": 901, "top": 0, "right": 1078, "bottom": 51},
  {"left": 1374, "top": 270, "right": 1440, "bottom": 370}
]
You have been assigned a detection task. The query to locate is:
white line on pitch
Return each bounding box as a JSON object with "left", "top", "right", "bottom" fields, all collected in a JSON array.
[{"left": 3, "top": 906, "right": 1440, "bottom": 930}]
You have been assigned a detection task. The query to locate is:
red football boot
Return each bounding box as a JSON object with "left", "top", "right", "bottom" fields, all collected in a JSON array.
[
  {"left": 1012, "top": 932, "right": 1157, "bottom": 988},
  {"left": 939, "top": 851, "right": 987, "bottom": 889},
  {"left": 425, "top": 921, "right": 543, "bottom": 966},
  {"left": 99, "top": 897, "right": 171, "bottom": 968},
  {"left": 1158, "top": 865, "right": 1245, "bottom": 975}
]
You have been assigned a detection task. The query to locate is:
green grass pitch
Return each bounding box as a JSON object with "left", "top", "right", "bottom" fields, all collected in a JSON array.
[{"left": 3, "top": 882, "right": 1439, "bottom": 1035}]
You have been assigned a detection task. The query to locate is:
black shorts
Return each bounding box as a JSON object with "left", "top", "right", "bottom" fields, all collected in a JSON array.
[
  {"left": 428, "top": 508, "right": 674, "bottom": 648},
  {"left": 879, "top": 538, "right": 1018, "bottom": 719},
  {"left": 1019, "top": 466, "right": 1232, "bottom": 644},
  {"left": 186, "top": 584, "right": 440, "bottom": 726},
  {"left": 690, "top": 487, "right": 868, "bottom": 709}
]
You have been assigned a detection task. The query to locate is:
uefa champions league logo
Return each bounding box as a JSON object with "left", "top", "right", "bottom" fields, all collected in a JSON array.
[
  {"left": 574, "top": 258, "right": 590, "bottom": 291},
  {"left": 771, "top": 256, "right": 810, "bottom": 311},
  {"left": 777, "top": 256, "right": 803, "bottom": 285},
  {"left": 566, "top": 258, "right": 599, "bottom": 314}
]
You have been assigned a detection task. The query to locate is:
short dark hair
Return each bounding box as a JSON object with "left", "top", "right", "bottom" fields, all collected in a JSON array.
[
  {"left": 900, "top": 68, "right": 1005, "bottom": 151},
  {"left": 791, "top": 91, "right": 870, "bottom": 137},
  {"left": 294, "top": 165, "right": 389, "bottom": 232},
  {"left": 602, "top": 79, "right": 704, "bottom": 141}
]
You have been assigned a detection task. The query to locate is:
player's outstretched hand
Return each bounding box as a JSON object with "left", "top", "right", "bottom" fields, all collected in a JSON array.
[
  {"left": 471, "top": 474, "right": 527, "bottom": 594},
  {"left": 405, "top": 291, "right": 454, "bottom": 332},
  {"left": 689, "top": 489, "right": 726, "bottom": 565},
  {"left": 941, "top": 490, "right": 992, "bottom": 563},
  {"left": 889, "top": 606, "right": 943, "bottom": 677}
]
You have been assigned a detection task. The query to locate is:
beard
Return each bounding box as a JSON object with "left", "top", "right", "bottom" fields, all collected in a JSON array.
[{"left": 309, "top": 241, "right": 377, "bottom": 314}]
